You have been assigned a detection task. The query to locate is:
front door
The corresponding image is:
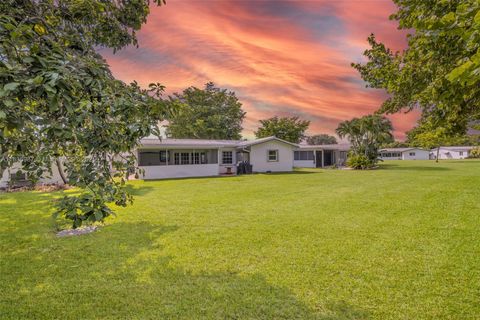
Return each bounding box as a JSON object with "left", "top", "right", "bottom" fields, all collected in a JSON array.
[
  {"left": 324, "top": 150, "right": 333, "bottom": 166},
  {"left": 315, "top": 151, "right": 323, "bottom": 168}
]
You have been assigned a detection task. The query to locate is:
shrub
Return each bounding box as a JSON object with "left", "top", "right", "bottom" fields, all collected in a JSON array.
[
  {"left": 346, "top": 154, "right": 375, "bottom": 169},
  {"left": 469, "top": 147, "right": 480, "bottom": 158}
]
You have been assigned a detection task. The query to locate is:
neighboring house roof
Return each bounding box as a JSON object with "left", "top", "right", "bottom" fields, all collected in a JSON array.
[
  {"left": 237, "top": 136, "right": 298, "bottom": 148},
  {"left": 297, "top": 143, "right": 351, "bottom": 151},
  {"left": 433, "top": 146, "right": 475, "bottom": 152},
  {"left": 379, "top": 148, "right": 427, "bottom": 153}
]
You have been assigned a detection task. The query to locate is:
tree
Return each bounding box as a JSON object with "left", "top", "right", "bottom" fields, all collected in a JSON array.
[
  {"left": 352, "top": 1, "right": 480, "bottom": 137},
  {"left": 254, "top": 116, "right": 310, "bottom": 143},
  {"left": 381, "top": 141, "right": 409, "bottom": 148},
  {"left": 336, "top": 115, "right": 393, "bottom": 167},
  {"left": 306, "top": 134, "right": 337, "bottom": 145},
  {"left": 166, "top": 82, "right": 246, "bottom": 140},
  {"left": 0, "top": 0, "right": 165, "bottom": 228}
]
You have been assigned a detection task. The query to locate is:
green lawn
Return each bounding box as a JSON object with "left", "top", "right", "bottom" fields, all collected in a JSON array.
[{"left": 1, "top": 160, "right": 479, "bottom": 319}]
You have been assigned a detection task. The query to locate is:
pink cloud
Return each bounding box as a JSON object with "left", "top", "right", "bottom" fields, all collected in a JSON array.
[{"left": 100, "top": 0, "right": 416, "bottom": 140}]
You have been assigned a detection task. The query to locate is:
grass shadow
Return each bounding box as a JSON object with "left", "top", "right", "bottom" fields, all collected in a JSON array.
[
  {"left": 380, "top": 163, "right": 451, "bottom": 171},
  {"left": 125, "top": 184, "right": 156, "bottom": 196},
  {"left": 1, "top": 219, "right": 369, "bottom": 319}
]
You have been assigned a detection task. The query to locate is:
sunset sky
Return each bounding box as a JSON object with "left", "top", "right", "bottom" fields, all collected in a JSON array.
[{"left": 100, "top": 0, "right": 419, "bottom": 140}]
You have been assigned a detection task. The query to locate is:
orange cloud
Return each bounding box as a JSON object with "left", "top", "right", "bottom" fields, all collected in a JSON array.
[{"left": 100, "top": 0, "right": 417, "bottom": 140}]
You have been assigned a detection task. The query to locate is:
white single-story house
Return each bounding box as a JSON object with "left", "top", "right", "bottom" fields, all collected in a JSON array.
[
  {"left": 378, "top": 148, "right": 430, "bottom": 160},
  {"left": 293, "top": 144, "right": 350, "bottom": 168},
  {"left": 136, "top": 136, "right": 298, "bottom": 180},
  {"left": 1, "top": 137, "right": 353, "bottom": 185},
  {"left": 431, "top": 146, "right": 475, "bottom": 160}
]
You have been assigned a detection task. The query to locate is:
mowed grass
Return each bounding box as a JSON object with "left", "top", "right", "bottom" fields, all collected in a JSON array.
[{"left": 1, "top": 160, "right": 480, "bottom": 319}]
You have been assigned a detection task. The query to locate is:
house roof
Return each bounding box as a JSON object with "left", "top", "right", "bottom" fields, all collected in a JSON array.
[
  {"left": 435, "top": 146, "right": 475, "bottom": 152},
  {"left": 139, "top": 136, "right": 299, "bottom": 149},
  {"left": 379, "top": 147, "right": 427, "bottom": 153},
  {"left": 297, "top": 143, "right": 351, "bottom": 151},
  {"left": 140, "top": 138, "right": 240, "bottom": 148},
  {"left": 237, "top": 136, "right": 298, "bottom": 148}
]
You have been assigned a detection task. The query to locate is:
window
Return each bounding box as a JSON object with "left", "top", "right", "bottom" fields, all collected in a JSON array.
[
  {"left": 460, "top": 151, "right": 464, "bottom": 156},
  {"left": 174, "top": 152, "right": 190, "bottom": 165},
  {"left": 294, "top": 151, "right": 314, "bottom": 161},
  {"left": 222, "top": 151, "right": 233, "bottom": 164},
  {"left": 11, "top": 171, "right": 27, "bottom": 181},
  {"left": 180, "top": 152, "right": 190, "bottom": 164},
  {"left": 138, "top": 151, "right": 169, "bottom": 166},
  {"left": 139, "top": 151, "right": 161, "bottom": 166},
  {"left": 159, "top": 151, "right": 168, "bottom": 163},
  {"left": 409, "top": 152, "right": 415, "bottom": 156},
  {"left": 192, "top": 152, "right": 200, "bottom": 164},
  {"left": 268, "top": 150, "right": 278, "bottom": 162}
]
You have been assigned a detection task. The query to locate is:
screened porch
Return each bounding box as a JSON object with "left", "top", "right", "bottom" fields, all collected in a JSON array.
[{"left": 138, "top": 149, "right": 219, "bottom": 166}]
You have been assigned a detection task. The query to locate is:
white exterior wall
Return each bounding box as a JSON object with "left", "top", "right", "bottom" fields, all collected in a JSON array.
[
  {"left": 293, "top": 160, "right": 315, "bottom": 168},
  {"left": 437, "top": 149, "right": 470, "bottom": 159},
  {"left": 401, "top": 149, "right": 430, "bottom": 160},
  {"left": 140, "top": 164, "right": 219, "bottom": 180},
  {"left": 0, "top": 162, "right": 65, "bottom": 188},
  {"left": 249, "top": 140, "right": 294, "bottom": 172}
]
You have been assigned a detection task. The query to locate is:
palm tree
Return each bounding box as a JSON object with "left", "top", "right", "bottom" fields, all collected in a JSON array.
[{"left": 336, "top": 115, "right": 393, "bottom": 163}]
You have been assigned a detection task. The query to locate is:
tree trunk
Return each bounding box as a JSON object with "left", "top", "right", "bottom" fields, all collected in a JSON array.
[
  {"left": 55, "top": 158, "right": 68, "bottom": 184},
  {"left": 436, "top": 147, "right": 440, "bottom": 163},
  {"left": 0, "top": 166, "right": 6, "bottom": 187}
]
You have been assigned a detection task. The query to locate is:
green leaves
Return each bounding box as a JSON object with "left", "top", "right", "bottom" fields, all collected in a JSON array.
[
  {"left": 353, "top": 0, "right": 480, "bottom": 136},
  {"left": 306, "top": 134, "right": 337, "bottom": 145},
  {"left": 3, "top": 82, "right": 20, "bottom": 92},
  {"left": 440, "top": 12, "right": 456, "bottom": 26},
  {"left": 336, "top": 115, "right": 393, "bottom": 165},
  {"left": 447, "top": 60, "right": 474, "bottom": 82},
  {"left": 0, "top": 0, "right": 165, "bottom": 228},
  {"left": 474, "top": 10, "right": 480, "bottom": 24},
  {"left": 254, "top": 116, "right": 310, "bottom": 143},
  {"left": 166, "top": 82, "right": 245, "bottom": 140}
]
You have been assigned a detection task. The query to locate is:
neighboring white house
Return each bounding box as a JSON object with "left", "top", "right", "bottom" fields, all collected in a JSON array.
[
  {"left": 0, "top": 162, "right": 65, "bottom": 189},
  {"left": 378, "top": 148, "right": 430, "bottom": 160},
  {"left": 431, "top": 146, "right": 475, "bottom": 160},
  {"left": 136, "top": 136, "right": 299, "bottom": 180},
  {"left": 293, "top": 144, "right": 350, "bottom": 168}
]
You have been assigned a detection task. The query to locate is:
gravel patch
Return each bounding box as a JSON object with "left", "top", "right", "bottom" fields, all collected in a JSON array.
[{"left": 56, "top": 226, "right": 98, "bottom": 237}]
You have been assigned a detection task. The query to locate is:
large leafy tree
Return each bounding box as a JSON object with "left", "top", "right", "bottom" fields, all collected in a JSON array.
[
  {"left": 0, "top": 0, "right": 165, "bottom": 228},
  {"left": 306, "top": 134, "right": 337, "bottom": 145},
  {"left": 336, "top": 115, "right": 393, "bottom": 164},
  {"left": 254, "top": 116, "right": 310, "bottom": 143},
  {"left": 166, "top": 82, "right": 246, "bottom": 140},
  {"left": 353, "top": 0, "right": 480, "bottom": 136}
]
